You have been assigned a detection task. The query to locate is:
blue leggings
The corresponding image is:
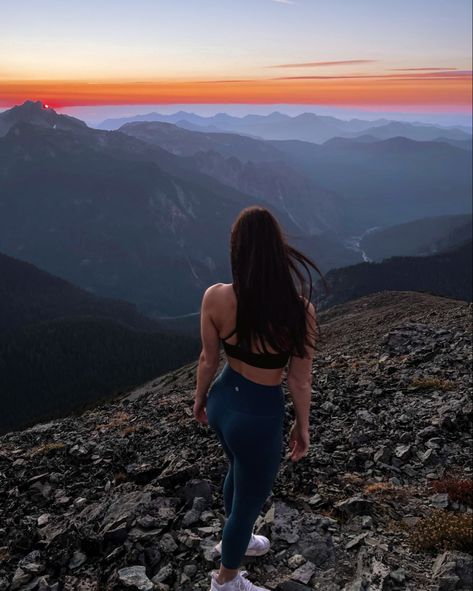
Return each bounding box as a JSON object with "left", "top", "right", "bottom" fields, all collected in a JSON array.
[{"left": 206, "top": 362, "right": 285, "bottom": 569}]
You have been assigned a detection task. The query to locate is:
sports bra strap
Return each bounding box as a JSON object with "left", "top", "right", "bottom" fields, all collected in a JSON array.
[{"left": 221, "top": 327, "right": 237, "bottom": 342}]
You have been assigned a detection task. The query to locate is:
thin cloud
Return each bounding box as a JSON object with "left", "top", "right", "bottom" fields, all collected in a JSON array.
[
  {"left": 267, "top": 59, "right": 376, "bottom": 69},
  {"left": 193, "top": 79, "right": 254, "bottom": 84},
  {"left": 389, "top": 67, "right": 458, "bottom": 71},
  {"left": 271, "top": 0, "right": 296, "bottom": 4},
  {"left": 273, "top": 71, "right": 472, "bottom": 80}
]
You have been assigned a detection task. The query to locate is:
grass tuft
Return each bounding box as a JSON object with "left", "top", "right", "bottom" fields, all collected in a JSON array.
[
  {"left": 409, "top": 376, "right": 453, "bottom": 391},
  {"left": 431, "top": 478, "right": 473, "bottom": 506},
  {"left": 409, "top": 510, "right": 473, "bottom": 553}
]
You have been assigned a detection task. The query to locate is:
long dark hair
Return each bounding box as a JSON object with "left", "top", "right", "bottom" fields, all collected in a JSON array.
[{"left": 229, "top": 205, "right": 328, "bottom": 358}]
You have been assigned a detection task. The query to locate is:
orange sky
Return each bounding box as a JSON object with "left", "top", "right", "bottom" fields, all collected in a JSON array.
[
  {"left": 1, "top": 74, "right": 471, "bottom": 110},
  {"left": 2, "top": 1, "right": 471, "bottom": 112}
]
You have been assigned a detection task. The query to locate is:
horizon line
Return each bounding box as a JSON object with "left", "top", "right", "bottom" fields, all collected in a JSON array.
[{"left": 0, "top": 74, "right": 471, "bottom": 111}]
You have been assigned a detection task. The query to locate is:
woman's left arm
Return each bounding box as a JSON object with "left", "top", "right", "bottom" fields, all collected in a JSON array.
[{"left": 194, "top": 284, "right": 221, "bottom": 421}]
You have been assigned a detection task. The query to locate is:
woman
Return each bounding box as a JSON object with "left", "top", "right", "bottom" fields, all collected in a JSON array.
[{"left": 193, "top": 206, "right": 324, "bottom": 591}]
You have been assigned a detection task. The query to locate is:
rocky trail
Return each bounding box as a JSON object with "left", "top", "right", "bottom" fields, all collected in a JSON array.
[{"left": 0, "top": 291, "right": 471, "bottom": 591}]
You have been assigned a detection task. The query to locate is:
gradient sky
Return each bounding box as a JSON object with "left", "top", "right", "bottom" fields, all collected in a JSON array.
[{"left": 1, "top": 0, "right": 471, "bottom": 111}]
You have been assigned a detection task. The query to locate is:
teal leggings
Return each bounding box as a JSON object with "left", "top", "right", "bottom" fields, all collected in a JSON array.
[{"left": 206, "top": 362, "right": 285, "bottom": 569}]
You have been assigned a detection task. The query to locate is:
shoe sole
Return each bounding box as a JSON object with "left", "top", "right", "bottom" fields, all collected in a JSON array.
[{"left": 214, "top": 544, "right": 270, "bottom": 557}]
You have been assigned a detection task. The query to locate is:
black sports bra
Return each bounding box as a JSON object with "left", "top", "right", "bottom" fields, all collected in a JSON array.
[{"left": 221, "top": 327, "right": 291, "bottom": 369}]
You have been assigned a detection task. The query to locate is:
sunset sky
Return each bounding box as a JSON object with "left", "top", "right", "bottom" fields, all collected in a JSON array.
[{"left": 1, "top": 0, "right": 472, "bottom": 117}]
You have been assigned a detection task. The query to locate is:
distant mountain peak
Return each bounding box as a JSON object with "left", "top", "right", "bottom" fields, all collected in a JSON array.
[
  {"left": 294, "top": 112, "right": 317, "bottom": 120},
  {"left": 0, "top": 99, "right": 87, "bottom": 137},
  {"left": 19, "top": 99, "right": 46, "bottom": 109},
  {"left": 265, "top": 111, "right": 290, "bottom": 120},
  {"left": 11, "top": 99, "right": 56, "bottom": 116}
]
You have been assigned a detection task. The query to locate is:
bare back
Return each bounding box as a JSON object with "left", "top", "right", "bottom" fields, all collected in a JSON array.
[{"left": 214, "top": 283, "right": 288, "bottom": 386}]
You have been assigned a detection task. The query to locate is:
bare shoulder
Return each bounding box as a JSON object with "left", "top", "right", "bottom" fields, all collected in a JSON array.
[
  {"left": 203, "top": 283, "right": 221, "bottom": 295},
  {"left": 204, "top": 282, "right": 230, "bottom": 294},
  {"left": 203, "top": 283, "right": 233, "bottom": 304}
]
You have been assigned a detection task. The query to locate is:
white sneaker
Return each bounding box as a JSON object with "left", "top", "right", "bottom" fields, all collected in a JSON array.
[
  {"left": 214, "top": 533, "right": 270, "bottom": 557},
  {"left": 209, "top": 569, "right": 269, "bottom": 590}
]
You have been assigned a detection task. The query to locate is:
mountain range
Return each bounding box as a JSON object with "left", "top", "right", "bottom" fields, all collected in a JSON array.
[
  {"left": 98, "top": 110, "right": 472, "bottom": 145},
  {"left": 0, "top": 100, "right": 471, "bottom": 590},
  {"left": 0, "top": 102, "right": 305, "bottom": 316},
  {"left": 315, "top": 239, "right": 472, "bottom": 310},
  {"left": 269, "top": 136, "right": 472, "bottom": 231},
  {"left": 1, "top": 99, "right": 472, "bottom": 433},
  {"left": 0, "top": 100, "right": 471, "bottom": 318},
  {"left": 118, "top": 121, "right": 346, "bottom": 235},
  {"left": 0, "top": 251, "right": 201, "bottom": 434},
  {"left": 118, "top": 119, "right": 472, "bottom": 234},
  {"left": 359, "top": 214, "right": 472, "bottom": 261}
]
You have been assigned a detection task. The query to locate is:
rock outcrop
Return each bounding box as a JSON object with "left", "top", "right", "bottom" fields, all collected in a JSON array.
[{"left": 0, "top": 291, "right": 471, "bottom": 590}]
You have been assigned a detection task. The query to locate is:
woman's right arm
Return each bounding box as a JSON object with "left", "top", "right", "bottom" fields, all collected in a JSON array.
[{"left": 286, "top": 299, "right": 316, "bottom": 461}]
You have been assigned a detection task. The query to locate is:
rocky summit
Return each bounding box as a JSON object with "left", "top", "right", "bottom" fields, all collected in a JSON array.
[{"left": 0, "top": 291, "right": 471, "bottom": 591}]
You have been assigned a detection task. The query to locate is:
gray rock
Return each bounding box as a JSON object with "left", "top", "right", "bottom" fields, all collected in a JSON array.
[
  {"left": 126, "top": 463, "right": 160, "bottom": 484},
  {"left": 183, "top": 479, "right": 213, "bottom": 505},
  {"left": 437, "top": 576, "right": 460, "bottom": 591},
  {"left": 394, "top": 444, "right": 411, "bottom": 461},
  {"left": 151, "top": 563, "right": 173, "bottom": 584},
  {"left": 342, "top": 578, "right": 369, "bottom": 591},
  {"left": 374, "top": 447, "right": 392, "bottom": 464},
  {"left": 18, "top": 551, "right": 44, "bottom": 575},
  {"left": 37, "top": 514, "right": 49, "bottom": 527},
  {"left": 433, "top": 552, "right": 473, "bottom": 588},
  {"left": 10, "top": 568, "right": 32, "bottom": 591},
  {"left": 16, "top": 576, "right": 41, "bottom": 590},
  {"left": 159, "top": 532, "right": 178, "bottom": 553},
  {"left": 270, "top": 501, "right": 301, "bottom": 544},
  {"left": 345, "top": 532, "right": 369, "bottom": 550},
  {"left": 419, "top": 448, "right": 441, "bottom": 466},
  {"left": 181, "top": 496, "right": 207, "bottom": 526},
  {"left": 335, "top": 497, "right": 373, "bottom": 518},
  {"left": 157, "top": 458, "right": 198, "bottom": 487},
  {"left": 182, "top": 564, "right": 197, "bottom": 577},
  {"left": 295, "top": 531, "right": 335, "bottom": 568},
  {"left": 288, "top": 554, "right": 306, "bottom": 569},
  {"left": 277, "top": 582, "right": 314, "bottom": 591},
  {"left": 290, "top": 560, "right": 316, "bottom": 584},
  {"left": 308, "top": 493, "right": 323, "bottom": 506},
  {"left": 68, "top": 550, "right": 86, "bottom": 570},
  {"left": 389, "top": 568, "right": 406, "bottom": 584},
  {"left": 117, "top": 566, "right": 153, "bottom": 590},
  {"left": 0, "top": 294, "right": 470, "bottom": 591},
  {"left": 144, "top": 546, "right": 161, "bottom": 569},
  {"left": 430, "top": 493, "right": 449, "bottom": 509}
]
